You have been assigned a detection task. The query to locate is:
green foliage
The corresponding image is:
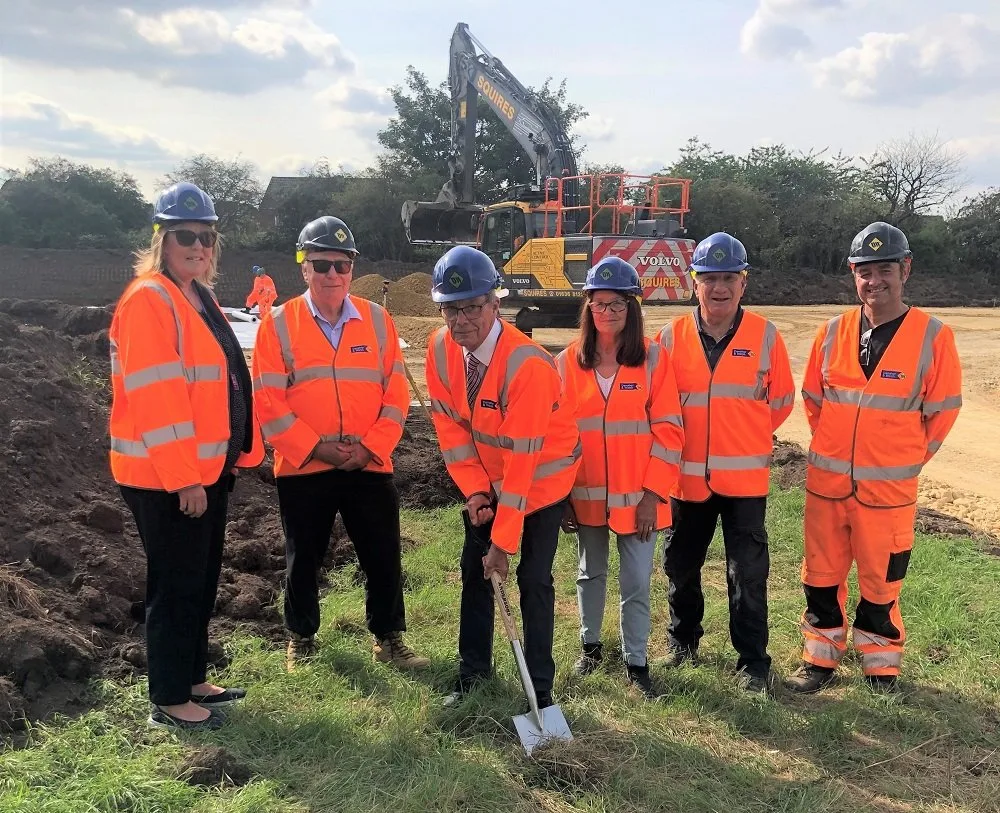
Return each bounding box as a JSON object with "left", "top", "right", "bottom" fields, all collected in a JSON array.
[{"left": 951, "top": 188, "right": 1000, "bottom": 281}]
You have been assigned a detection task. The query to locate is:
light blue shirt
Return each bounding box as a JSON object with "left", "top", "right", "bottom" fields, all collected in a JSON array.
[{"left": 304, "top": 291, "right": 362, "bottom": 350}]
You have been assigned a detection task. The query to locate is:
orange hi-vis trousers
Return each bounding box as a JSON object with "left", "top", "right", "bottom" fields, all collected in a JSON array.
[{"left": 800, "top": 493, "right": 916, "bottom": 677}]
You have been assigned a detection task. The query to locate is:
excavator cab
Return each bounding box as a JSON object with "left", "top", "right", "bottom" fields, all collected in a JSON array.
[{"left": 480, "top": 205, "right": 527, "bottom": 269}]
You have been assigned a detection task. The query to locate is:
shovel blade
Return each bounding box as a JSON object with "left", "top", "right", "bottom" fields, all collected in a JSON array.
[{"left": 512, "top": 704, "right": 573, "bottom": 755}]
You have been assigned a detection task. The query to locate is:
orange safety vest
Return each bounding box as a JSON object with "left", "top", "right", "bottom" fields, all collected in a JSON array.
[
  {"left": 802, "top": 307, "right": 963, "bottom": 507},
  {"left": 426, "top": 321, "right": 581, "bottom": 554},
  {"left": 557, "top": 338, "right": 684, "bottom": 533},
  {"left": 251, "top": 295, "right": 409, "bottom": 477},
  {"left": 657, "top": 310, "right": 794, "bottom": 501},
  {"left": 246, "top": 274, "right": 277, "bottom": 308},
  {"left": 109, "top": 275, "right": 264, "bottom": 491}
]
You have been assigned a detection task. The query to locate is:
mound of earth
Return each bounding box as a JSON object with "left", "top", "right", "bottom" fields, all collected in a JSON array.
[
  {"left": 350, "top": 272, "right": 440, "bottom": 317},
  {"left": 0, "top": 306, "right": 461, "bottom": 728}
]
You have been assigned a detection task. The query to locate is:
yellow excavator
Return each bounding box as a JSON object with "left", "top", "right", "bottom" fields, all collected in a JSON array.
[{"left": 402, "top": 23, "right": 697, "bottom": 333}]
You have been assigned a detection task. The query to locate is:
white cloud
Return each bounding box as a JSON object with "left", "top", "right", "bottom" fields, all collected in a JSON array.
[
  {"left": 740, "top": 0, "right": 849, "bottom": 58},
  {"left": 316, "top": 80, "right": 394, "bottom": 115},
  {"left": 813, "top": 14, "right": 1000, "bottom": 102},
  {"left": 0, "top": 94, "right": 184, "bottom": 166},
  {"left": 574, "top": 115, "right": 616, "bottom": 145},
  {"left": 3, "top": 2, "right": 354, "bottom": 94}
]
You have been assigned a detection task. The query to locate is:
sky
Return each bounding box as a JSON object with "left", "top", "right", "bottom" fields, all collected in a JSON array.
[{"left": 2, "top": 0, "right": 999, "bottom": 204}]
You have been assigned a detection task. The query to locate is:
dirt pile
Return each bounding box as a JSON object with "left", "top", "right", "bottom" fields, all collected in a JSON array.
[
  {"left": 351, "top": 272, "right": 439, "bottom": 317},
  {"left": 0, "top": 305, "right": 460, "bottom": 731}
]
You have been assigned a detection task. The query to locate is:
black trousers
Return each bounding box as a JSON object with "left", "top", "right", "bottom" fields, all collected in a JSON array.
[
  {"left": 663, "top": 495, "right": 771, "bottom": 677},
  {"left": 276, "top": 469, "right": 405, "bottom": 640},
  {"left": 457, "top": 499, "right": 565, "bottom": 695},
  {"left": 120, "top": 474, "right": 234, "bottom": 706}
]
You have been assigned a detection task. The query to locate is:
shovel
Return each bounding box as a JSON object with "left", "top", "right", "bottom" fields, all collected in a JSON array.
[{"left": 490, "top": 571, "right": 573, "bottom": 754}]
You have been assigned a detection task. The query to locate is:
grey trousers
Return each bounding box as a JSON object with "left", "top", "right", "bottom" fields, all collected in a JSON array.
[{"left": 576, "top": 524, "right": 656, "bottom": 666}]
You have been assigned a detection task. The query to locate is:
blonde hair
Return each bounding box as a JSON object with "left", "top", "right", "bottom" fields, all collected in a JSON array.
[{"left": 133, "top": 224, "right": 221, "bottom": 287}]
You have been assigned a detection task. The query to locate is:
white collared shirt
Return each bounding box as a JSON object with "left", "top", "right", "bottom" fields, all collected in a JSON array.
[
  {"left": 462, "top": 318, "right": 502, "bottom": 368},
  {"left": 304, "top": 291, "right": 362, "bottom": 350}
]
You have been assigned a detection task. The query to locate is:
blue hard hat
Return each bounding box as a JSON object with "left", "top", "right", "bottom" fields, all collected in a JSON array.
[
  {"left": 252, "top": 265, "right": 263, "bottom": 275},
  {"left": 431, "top": 245, "right": 507, "bottom": 303},
  {"left": 583, "top": 256, "right": 641, "bottom": 295},
  {"left": 690, "top": 232, "right": 749, "bottom": 273},
  {"left": 153, "top": 182, "right": 218, "bottom": 224}
]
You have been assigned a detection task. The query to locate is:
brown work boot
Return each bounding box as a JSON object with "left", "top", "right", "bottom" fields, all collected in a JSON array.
[
  {"left": 285, "top": 634, "right": 317, "bottom": 673},
  {"left": 374, "top": 632, "right": 430, "bottom": 669},
  {"left": 783, "top": 663, "right": 835, "bottom": 694}
]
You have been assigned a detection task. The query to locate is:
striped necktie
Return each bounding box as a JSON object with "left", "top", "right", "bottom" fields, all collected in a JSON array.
[{"left": 466, "top": 354, "right": 484, "bottom": 410}]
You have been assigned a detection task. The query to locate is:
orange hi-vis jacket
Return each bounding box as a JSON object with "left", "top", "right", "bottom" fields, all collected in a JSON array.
[
  {"left": 251, "top": 294, "right": 409, "bottom": 477},
  {"left": 109, "top": 274, "right": 264, "bottom": 491},
  {"left": 556, "top": 338, "right": 684, "bottom": 533},
  {"left": 246, "top": 274, "right": 277, "bottom": 309},
  {"left": 657, "top": 310, "right": 795, "bottom": 501},
  {"left": 426, "top": 321, "right": 582, "bottom": 554},
  {"left": 801, "top": 307, "right": 962, "bottom": 507}
]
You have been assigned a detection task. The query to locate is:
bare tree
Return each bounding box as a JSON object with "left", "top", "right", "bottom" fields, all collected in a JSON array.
[
  {"left": 863, "top": 133, "right": 966, "bottom": 227},
  {"left": 160, "top": 154, "right": 264, "bottom": 240}
]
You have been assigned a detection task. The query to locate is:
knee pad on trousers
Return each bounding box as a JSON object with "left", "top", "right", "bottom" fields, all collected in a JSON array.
[
  {"left": 804, "top": 584, "right": 843, "bottom": 629},
  {"left": 855, "top": 598, "right": 901, "bottom": 640}
]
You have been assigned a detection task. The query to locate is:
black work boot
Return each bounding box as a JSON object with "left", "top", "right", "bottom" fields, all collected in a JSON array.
[
  {"left": 626, "top": 663, "right": 656, "bottom": 699},
  {"left": 574, "top": 641, "right": 603, "bottom": 676},
  {"left": 783, "top": 663, "right": 835, "bottom": 694},
  {"left": 865, "top": 674, "right": 900, "bottom": 694}
]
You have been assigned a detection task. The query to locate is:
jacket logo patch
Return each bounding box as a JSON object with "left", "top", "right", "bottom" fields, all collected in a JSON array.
[
  {"left": 619, "top": 382, "right": 639, "bottom": 390},
  {"left": 731, "top": 348, "right": 754, "bottom": 357},
  {"left": 479, "top": 398, "right": 499, "bottom": 410},
  {"left": 350, "top": 345, "right": 370, "bottom": 353},
  {"left": 880, "top": 370, "right": 906, "bottom": 380}
]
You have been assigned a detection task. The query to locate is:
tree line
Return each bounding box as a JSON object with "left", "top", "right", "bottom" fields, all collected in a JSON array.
[{"left": 1, "top": 67, "right": 997, "bottom": 279}]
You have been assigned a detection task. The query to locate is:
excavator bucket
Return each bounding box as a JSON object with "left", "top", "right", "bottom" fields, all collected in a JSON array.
[{"left": 401, "top": 200, "right": 483, "bottom": 246}]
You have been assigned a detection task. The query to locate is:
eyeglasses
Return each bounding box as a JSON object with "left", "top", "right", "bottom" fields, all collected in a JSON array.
[
  {"left": 441, "top": 301, "right": 488, "bottom": 320},
  {"left": 167, "top": 229, "right": 218, "bottom": 248},
  {"left": 588, "top": 299, "right": 628, "bottom": 314},
  {"left": 309, "top": 259, "right": 354, "bottom": 275}
]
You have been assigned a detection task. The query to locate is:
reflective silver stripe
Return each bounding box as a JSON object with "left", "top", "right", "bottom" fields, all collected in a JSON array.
[
  {"left": 802, "top": 623, "right": 847, "bottom": 643},
  {"left": 472, "top": 431, "right": 544, "bottom": 453},
  {"left": 801, "top": 388, "right": 822, "bottom": 406},
  {"left": 184, "top": 364, "right": 222, "bottom": 384},
  {"left": 139, "top": 280, "right": 184, "bottom": 353},
  {"left": 822, "top": 386, "right": 862, "bottom": 406},
  {"left": 650, "top": 413, "right": 683, "bottom": 427},
  {"left": 534, "top": 438, "right": 583, "bottom": 479},
  {"left": 680, "top": 391, "right": 708, "bottom": 408},
  {"left": 706, "top": 453, "right": 771, "bottom": 471},
  {"left": 500, "top": 345, "right": 555, "bottom": 411},
  {"left": 819, "top": 314, "right": 842, "bottom": 383},
  {"left": 271, "top": 303, "right": 295, "bottom": 374},
  {"left": 710, "top": 383, "right": 758, "bottom": 400},
  {"left": 378, "top": 405, "right": 405, "bottom": 425},
  {"left": 142, "top": 421, "right": 195, "bottom": 448},
  {"left": 198, "top": 441, "right": 228, "bottom": 459},
  {"left": 442, "top": 443, "right": 478, "bottom": 464},
  {"left": 555, "top": 349, "right": 569, "bottom": 381},
  {"left": 608, "top": 490, "right": 645, "bottom": 508},
  {"left": 922, "top": 395, "right": 963, "bottom": 416},
  {"left": 432, "top": 330, "right": 450, "bottom": 390},
  {"left": 853, "top": 629, "right": 897, "bottom": 649},
  {"left": 368, "top": 302, "right": 390, "bottom": 387},
  {"left": 123, "top": 361, "right": 185, "bottom": 392},
  {"left": 758, "top": 320, "right": 777, "bottom": 375},
  {"left": 472, "top": 430, "right": 502, "bottom": 448},
  {"left": 572, "top": 486, "right": 607, "bottom": 501},
  {"left": 430, "top": 398, "right": 465, "bottom": 423},
  {"left": 605, "top": 420, "right": 650, "bottom": 436},
  {"left": 680, "top": 461, "right": 706, "bottom": 476},
  {"left": 861, "top": 393, "right": 921, "bottom": 411},
  {"left": 391, "top": 361, "right": 406, "bottom": 377},
  {"left": 293, "top": 366, "right": 336, "bottom": 384},
  {"left": 912, "top": 316, "right": 941, "bottom": 399},
  {"left": 253, "top": 372, "right": 288, "bottom": 389},
  {"left": 657, "top": 325, "right": 673, "bottom": 352},
  {"left": 927, "top": 439, "right": 942, "bottom": 454},
  {"left": 770, "top": 392, "right": 794, "bottom": 410},
  {"left": 807, "top": 450, "right": 852, "bottom": 474},
  {"left": 491, "top": 479, "right": 503, "bottom": 495},
  {"left": 109, "top": 437, "right": 148, "bottom": 457},
  {"left": 261, "top": 413, "right": 296, "bottom": 439},
  {"left": 335, "top": 368, "right": 384, "bottom": 383},
  {"left": 853, "top": 463, "right": 922, "bottom": 481},
  {"left": 651, "top": 442, "right": 682, "bottom": 464},
  {"left": 109, "top": 341, "right": 121, "bottom": 375},
  {"left": 645, "top": 341, "right": 660, "bottom": 392},
  {"left": 498, "top": 491, "right": 528, "bottom": 511},
  {"left": 860, "top": 650, "right": 902, "bottom": 671},
  {"left": 577, "top": 416, "right": 604, "bottom": 432},
  {"left": 803, "top": 639, "right": 842, "bottom": 663}
]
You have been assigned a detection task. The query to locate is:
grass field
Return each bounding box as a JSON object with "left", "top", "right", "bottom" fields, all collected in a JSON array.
[{"left": 2, "top": 486, "right": 999, "bottom": 813}]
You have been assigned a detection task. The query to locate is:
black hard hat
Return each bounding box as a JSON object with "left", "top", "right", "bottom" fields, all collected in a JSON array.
[
  {"left": 295, "top": 215, "right": 358, "bottom": 261},
  {"left": 849, "top": 221, "right": 911, "bottom": 264}
]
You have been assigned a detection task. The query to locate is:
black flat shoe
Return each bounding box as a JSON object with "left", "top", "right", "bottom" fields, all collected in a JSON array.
[
  {"left": 149, "top": 707, "right": 225, "bottom": 731},
  {"left": 191, "top": 688, "right": 247, "bottom": 707}
]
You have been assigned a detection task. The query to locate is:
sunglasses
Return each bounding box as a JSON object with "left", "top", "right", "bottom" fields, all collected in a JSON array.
[
  {"left": 309, "top": 259, "right": 354, "bottom": 275},
  {"left": 167, "top": 229, "right": 218, "bottom": 248}
]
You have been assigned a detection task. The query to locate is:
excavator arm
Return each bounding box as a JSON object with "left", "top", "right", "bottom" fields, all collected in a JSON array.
[{"left": 402, "top": 23, "right": 579, "bottom": 245}]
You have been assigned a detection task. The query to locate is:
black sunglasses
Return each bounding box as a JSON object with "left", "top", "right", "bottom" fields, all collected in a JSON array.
[
  {"left": 309, "top": 259, "right": 354, "bottom": 275},
  {"left": 167, "top": 228, "right": 218, "bottom": 248}
]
